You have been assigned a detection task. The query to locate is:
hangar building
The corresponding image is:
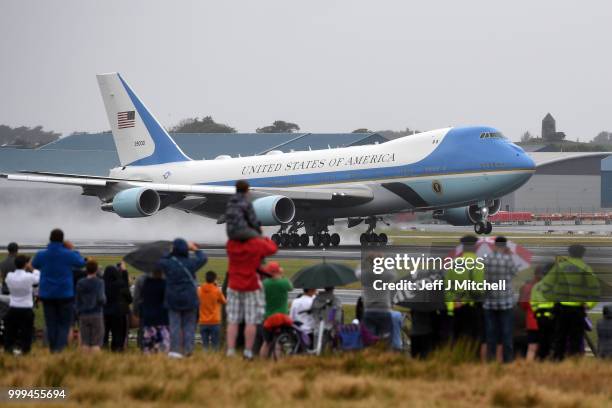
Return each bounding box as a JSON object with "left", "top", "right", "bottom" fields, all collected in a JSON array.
[{"left": 1, "top": 132, "right": 610, "bottom": 213}]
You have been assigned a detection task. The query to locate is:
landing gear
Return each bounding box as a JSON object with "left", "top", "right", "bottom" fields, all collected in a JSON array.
[
  {"left": 473, "top": 220, "right": 492, "bottom": 235},
  {"left": 274, "top": 220, "right": 341, "bottom": 248},
  {"left": 359, "top": 216, "right": 389, "bottom": 246}
]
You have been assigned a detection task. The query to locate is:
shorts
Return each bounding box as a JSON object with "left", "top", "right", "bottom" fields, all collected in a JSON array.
[
  {"left": 226, "top": 288, "right": 265, "bottom": 325},
  {"left": 79, "top": 314, "right": 104, "bottom": 347},
  {"left": 527, "top": 329, "right": 539, "bottom": 344}
]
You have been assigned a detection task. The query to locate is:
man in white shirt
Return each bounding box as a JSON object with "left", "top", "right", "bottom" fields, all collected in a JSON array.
[
  {"left": 290, "top": 288, "right": 317, "bottom": 337},
  {"left": 4, "top": 255, "right": 40, "bottom": 354}
]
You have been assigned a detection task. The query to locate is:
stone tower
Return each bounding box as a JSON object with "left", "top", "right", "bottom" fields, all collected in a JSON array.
[{"left": 542, "top": 113, "right": 556, "bottom": 141}]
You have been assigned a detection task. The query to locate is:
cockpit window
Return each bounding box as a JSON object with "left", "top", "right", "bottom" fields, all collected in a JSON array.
[{"left": 480, "top": 132, "right": 505, "bottom": 139}]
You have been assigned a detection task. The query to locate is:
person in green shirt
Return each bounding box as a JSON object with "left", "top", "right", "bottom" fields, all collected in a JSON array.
[{"left": 260, "top": 261, "right": 293, "bottom": 357}]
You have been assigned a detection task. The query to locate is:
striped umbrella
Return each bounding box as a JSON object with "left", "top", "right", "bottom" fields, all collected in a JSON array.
[{"left": 449, "top": 236, "right": 532, "bottom": 270}]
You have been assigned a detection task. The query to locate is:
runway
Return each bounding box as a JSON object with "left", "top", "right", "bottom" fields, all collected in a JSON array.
[{"left": 9, "top": 241, "right": 612, "bottom": 265}]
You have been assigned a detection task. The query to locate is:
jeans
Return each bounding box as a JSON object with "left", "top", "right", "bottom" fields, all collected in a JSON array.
[
  {"left": 390, "top": 311, "right": 403, "bottom": 351},
  {"left": 42, "top": 298, "right": 74, "bottom": 353},
  {"left": 363, "top": 310, "right": 393, "bottom": 344},
  {"left": 484, "top": 308, "right": 514, "bottom": 363},
  {"left": 200, "top": 324, "right": 221, "bottom": 351},
  {"left": 168, "top": 308, "right": 198, "bottom": 355}
]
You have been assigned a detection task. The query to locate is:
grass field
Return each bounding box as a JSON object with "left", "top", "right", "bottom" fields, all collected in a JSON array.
[{"left": 1, "top": 348, "right": 611, "bottom": 407}]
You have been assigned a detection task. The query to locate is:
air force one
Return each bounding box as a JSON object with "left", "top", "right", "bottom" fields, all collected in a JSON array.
[{"left": 1, "top": 73, "right": 536, "bottom": 247}]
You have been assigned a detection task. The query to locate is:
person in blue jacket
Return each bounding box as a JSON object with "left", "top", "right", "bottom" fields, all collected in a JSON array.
[
  {"left": 32, "top": 229, "right": 86, "bottom": 353},
  {"left": 158, "top": 238, "right": 207, "bottom": 358}
]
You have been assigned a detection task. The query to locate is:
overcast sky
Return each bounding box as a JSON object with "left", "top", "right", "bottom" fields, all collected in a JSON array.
[{"left": 1, "top": 1, "right": 610, "bottom": 141}]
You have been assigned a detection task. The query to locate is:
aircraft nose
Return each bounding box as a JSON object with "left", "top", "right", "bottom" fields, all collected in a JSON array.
[{"left": 509, "top": 143, "right": 535, "bottom": 171}]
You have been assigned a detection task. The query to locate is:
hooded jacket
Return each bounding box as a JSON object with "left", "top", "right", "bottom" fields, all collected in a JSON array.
[
  {"left": 159, "top": 239, "right": 207, "bottom": 311},
  {"left": 226, "top": 237, "right": 277, "bottom": 292},
  {"left": 32, "top": 242, "right": 86, "bottom": 299}
]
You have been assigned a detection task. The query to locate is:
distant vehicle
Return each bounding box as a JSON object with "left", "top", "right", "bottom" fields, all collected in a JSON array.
[{"left": 1, "top": 73, "right": 535, "bottom": 246}]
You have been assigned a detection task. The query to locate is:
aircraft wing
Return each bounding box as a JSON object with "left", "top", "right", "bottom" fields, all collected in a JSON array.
[{"left": 1, "top": 171, "right": 373, "bottom": 206}]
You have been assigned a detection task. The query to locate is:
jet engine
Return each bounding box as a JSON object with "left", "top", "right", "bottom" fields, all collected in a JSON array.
[
  {"left": 102, "top": 187, "right": 161, "bottom": 218},
  {"left": 433, "top": 199, "right": 501, "bottom": 226},
  {"left": 252, "top": 195, "right": 295, "bottom": 226}
]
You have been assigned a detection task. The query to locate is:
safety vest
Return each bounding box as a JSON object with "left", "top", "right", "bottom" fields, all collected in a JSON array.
[
  {"left": 537, "top": 256, "right": 600, "bottom": 309},
  {"left": 445, "top": 251, "right": 484, "bottom": 314},
  {"left": 530, "top": 279, "right": 554, "bottom": 316}
]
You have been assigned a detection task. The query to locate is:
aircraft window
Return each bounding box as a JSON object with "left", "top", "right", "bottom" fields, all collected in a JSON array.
[{"left": 480, "top": 132, "right": 505, "bottom": 139}]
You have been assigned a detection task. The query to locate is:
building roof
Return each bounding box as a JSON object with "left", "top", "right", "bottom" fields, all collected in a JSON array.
[{"left": 0, "top": 132, "right": 388, "bottom": 175}]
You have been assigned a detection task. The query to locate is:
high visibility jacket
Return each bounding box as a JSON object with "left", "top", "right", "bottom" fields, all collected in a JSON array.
[
  {"left": 445, "top": 251, "right": 484, "bottom": 315},
  {"left": 530, "top": 279, "right": 555, "bottom": 314},
  {"left": 536, "top": 256, "right": 599, "bottom": 309}
]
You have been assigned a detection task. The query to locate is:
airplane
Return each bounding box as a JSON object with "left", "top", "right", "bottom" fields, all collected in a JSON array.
[{"left": 1, "top": 73, "right": 536, "bottom": 247}]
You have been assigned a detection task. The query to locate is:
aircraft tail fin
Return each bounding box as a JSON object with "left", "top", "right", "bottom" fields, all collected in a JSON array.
[{"left": 96, "top": 73, "right": 191, "bottom": 167}]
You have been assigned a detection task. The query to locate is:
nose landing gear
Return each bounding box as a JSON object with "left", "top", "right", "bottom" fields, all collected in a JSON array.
[
  {"left": 474, "top": 221, "right": 493, "bottom": 235},
  {"left": 471, "top": 204, "right": 493, "bottom": 235}
]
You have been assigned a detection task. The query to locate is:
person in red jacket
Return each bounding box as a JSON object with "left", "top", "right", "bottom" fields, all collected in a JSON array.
[
  {"left": 225, "top": 236, "right": 277, "bottom": 359},
  {"left": 519, "top": 265, "right": 545, "bottom": 361}
]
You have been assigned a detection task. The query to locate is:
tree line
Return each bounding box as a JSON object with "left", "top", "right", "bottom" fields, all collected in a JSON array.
[{"left": 0, "top": 125, "right": 60, "bottom": 148}]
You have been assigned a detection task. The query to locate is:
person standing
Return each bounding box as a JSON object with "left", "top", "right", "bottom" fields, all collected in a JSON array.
[
  {"left": 483, "top": 236, "right": 518, "bottom": 363},
  {"left": 103, "top": 265, "right": 132, "bottom": 352},
  {"left": 32, "top": 229, "right": 85, "bottom": 353},
  {"left": 159, "top": 239, "right": 207, "bottom": 358},
  {"left": 520, "top": 265, "right": 548, "bottom": 360},
  {"left": 225, "top": 236, "right": 277, "bottom": 360},
  {"left": 4, "top": 256, "right": 39, "bottom": 354},
  {"left": 140, "top": 266, "right": 170, "bottom": 354},
  {"left": 540, "top": 245, "right": 600, "bottom": 360},
  {"left": 445, "top": 235, "right": 486, "bottom": 342},
  {"left": 75, "top": 260, "right": 106, "bottom": 353},
  {"left": 198, "top": 271, "right": 226, "bottom": 351},
  {"left": 361, "top": 254, "right": 396, "bottom": 344},
  {"left": 1, "top": 242, "right": 19, "bottom": 295},
  {"left": 530, "top": 263, "right": 556, "bottom": 360},
  {"left": 597, "top": 305, "right": 612, "bottom": 359}
]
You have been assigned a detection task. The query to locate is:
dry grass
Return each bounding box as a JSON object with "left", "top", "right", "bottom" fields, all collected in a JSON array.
[{"left": 1, "top": 349, "right": 612, "bottom": 407}]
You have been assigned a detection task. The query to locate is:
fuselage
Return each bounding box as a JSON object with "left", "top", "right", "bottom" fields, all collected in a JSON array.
[{"left": 109, "top": 126, "right": 536, "bottom": 220}]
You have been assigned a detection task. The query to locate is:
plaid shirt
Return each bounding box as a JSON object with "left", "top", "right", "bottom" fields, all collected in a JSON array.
[{"left": 483, "top": 251, "right": 518, "bottom": 310}]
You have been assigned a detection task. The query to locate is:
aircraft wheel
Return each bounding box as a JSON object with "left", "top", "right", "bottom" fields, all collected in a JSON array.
[
  {"left": 330, "top": 233, "right": 340, "bottom": 247},
  {"left": 299, "top": 234, "right": 310, "bottom": 247},
  {"left": 271, "top": 234, "right": 281, "bottom": 246},
  {"left": 360, "top": 233, "right": 368, "bottom": 246},
  {"left": 484, "top": 221, "right": 493, "bottom": 234},
  {"left": 474, "top": 222, "right": 485, "bottom": 235},
  {"left": 290, "top": 234, "right": 300, "bottom": 248},
  {"left": 378, "top": 233, "right": 388, "bottom": 245},
  {"left": 313, "top": 234, "right": 322, "bottom": 247},
  {"left": 322, "top": 233, "right": 331, "bottom": 247},
  {"left": 281, "top": 233, "right": 291, "bottom": 247}
]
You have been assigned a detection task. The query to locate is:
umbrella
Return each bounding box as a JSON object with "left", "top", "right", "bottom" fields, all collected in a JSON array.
[
  {"left": 292, "top": 262, "right": 358, "bottom": 289},
  {"left": 448, "top": 236, "right": 532, "bottom": 270},
  {"left": 123, "top": 240, "right": 172, "bottom": 272}
]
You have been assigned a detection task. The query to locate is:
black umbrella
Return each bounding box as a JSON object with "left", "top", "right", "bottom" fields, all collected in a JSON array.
[
  {"left": 123, "top": 240, "right": 172, "bottom": 272},
  {"left": 292, "top": 262, "right": 358, "bottom": 289}
]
